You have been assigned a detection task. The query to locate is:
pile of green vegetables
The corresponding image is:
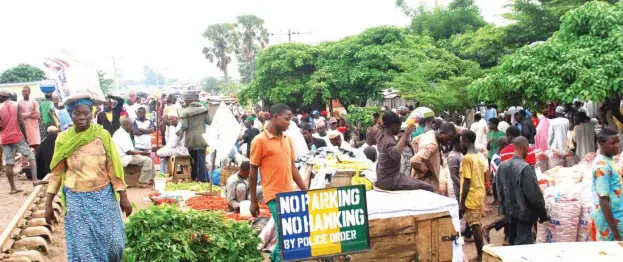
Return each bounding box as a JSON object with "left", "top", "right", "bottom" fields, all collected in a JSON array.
[
  {"left": 124, "top": 205, "right": 262, "bottom": 262},
  {"left": 165, "top": 181, "right": 222, "bottom": 192}
]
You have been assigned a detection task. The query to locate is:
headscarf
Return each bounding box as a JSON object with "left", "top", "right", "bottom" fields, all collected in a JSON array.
[
  {"left": 51, "top": 124, "right": 125, "bottom": 211},
  {"left": 65, "top": 98, "right": 93, "bottom": 114}
]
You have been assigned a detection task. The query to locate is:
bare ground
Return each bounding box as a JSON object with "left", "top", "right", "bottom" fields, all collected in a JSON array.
[{"left": 0, "top": 165, "right": 37, "bottom": 233}]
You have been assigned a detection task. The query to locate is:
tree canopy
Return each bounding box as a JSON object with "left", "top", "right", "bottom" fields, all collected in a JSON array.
[
  {"left": 97, "top": 70, "right": 114, "bottom": 94},
  {"left": 402, "top": 0, "right": 487, "bottom": 40},
  {"left": 0, "top": 64, "right": 46, "bottom": 84},
  {"left": 472, "top": 1, "right": 623, "bottom": 106},
  {"left": 202, "top": 23, "right": 240, "bottom": 82}
]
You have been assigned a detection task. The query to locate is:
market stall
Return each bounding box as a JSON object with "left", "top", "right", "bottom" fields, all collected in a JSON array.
[{"left": 482, "top": 242, "right": 623, "bottom": 262}]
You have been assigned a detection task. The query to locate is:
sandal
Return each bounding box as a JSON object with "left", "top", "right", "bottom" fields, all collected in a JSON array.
[{"left": 10, "top": 189, "right": 24, "bottom": 194}]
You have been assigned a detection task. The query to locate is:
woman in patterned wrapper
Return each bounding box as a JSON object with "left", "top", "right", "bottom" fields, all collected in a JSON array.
[{"left": 43, "top": 98, "right": 132, "bottom": 262}]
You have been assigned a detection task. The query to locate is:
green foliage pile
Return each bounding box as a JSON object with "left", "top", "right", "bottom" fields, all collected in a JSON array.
[
  {"left": 472, "top": 1, "right": 623, "bottom": 104},
  {"left": 124, "top": 205, "right": 262, "bottom": 262}
]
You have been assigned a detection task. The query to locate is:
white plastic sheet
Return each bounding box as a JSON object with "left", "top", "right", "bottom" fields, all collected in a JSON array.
[
  {"left": 285, "top": 120, "right": 309, "bottom": 158},
  {"left": 204, "top": 102, "right": 241, "bottom": 165}
]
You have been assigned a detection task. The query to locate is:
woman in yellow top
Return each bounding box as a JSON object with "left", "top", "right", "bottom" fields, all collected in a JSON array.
[{"left": 44, "top": 98, "right": 132, "bottom": 262}]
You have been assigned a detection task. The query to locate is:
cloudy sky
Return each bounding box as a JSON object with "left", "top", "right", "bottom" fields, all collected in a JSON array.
[{"left": 0, "top": 0, "right": 508, "bottom": 83}]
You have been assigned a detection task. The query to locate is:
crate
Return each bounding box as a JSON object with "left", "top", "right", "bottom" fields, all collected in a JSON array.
[
  {"left": 327, "top": 170, "right": 355, "bottom": 188},
  {"left": 349, "top": 211, "right": 456, "bottom": 262}
]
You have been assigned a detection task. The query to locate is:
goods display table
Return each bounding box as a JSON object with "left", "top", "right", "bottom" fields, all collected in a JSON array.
[
  {"left": 349, "top": 190, "right": 462, "bottom": 262},
  {"left": 482, "top": 241, "right": 623, "bottom": 262}
]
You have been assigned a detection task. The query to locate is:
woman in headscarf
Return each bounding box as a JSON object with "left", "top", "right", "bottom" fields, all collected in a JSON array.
[{"left": 44, "top": 99, "right": 132, "bottom": 262}]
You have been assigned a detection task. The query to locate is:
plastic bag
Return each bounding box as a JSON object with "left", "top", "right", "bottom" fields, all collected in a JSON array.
[
  {"left": 535, "top": 149, "right": 549, "bottom": 173},
  {"left": 547, "top": 150, "right": 565, "bottom": 169},
  {"left": 44, "top": 51, "right": 106, "bottom": 106},
  {"left": 576, "top": 182, "right": 593, "bottom": 242}
]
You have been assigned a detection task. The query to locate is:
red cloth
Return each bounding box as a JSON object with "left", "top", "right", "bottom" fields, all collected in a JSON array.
[
  {"left": 500, "top": 144, "right": 536, "bottom": 165},
  {"left": 320, "top": 110, "right": 328, "bottom": 116},
  {"left": 0, "top": 101, "right": 23, "bottom": 145}
]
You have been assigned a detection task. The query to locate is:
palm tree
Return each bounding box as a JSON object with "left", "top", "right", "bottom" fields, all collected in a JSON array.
[
  {"left": 236, "top": 15, "right": 269, "bottom": 81},
  {"left": 202, "top": 23, "right": 239, "bottom": 83}
]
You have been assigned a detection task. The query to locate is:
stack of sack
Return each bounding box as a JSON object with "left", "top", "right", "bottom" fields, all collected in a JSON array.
[{"left": 536, "top": 182, "right": 582, "bottom": 243}]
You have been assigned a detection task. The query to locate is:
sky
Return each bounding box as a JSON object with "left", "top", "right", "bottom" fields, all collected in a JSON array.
[{"left": 0, "top": 0, "right": 509, "bottom": 84}]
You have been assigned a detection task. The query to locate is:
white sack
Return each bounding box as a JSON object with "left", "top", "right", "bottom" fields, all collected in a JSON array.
[
  {"left": 44, "top": 51, "right": 106, "bottom": 105},
  {"left": 204, "top": 102, "right": 241, "bottom": 165},
  {"left": 536, "top": 184, "right": 582, "bottom": 243}
]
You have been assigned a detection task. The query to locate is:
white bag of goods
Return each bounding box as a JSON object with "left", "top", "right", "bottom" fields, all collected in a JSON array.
[
  {"left": 545, "top": 165, "right": 586, "bottom": 186},
  {"left": 576, "top": 182, "right": 593, "bottom": 242},
  {"left": 535, "top": 168, "right": 549, "bottom": 192},
  {"left": 564, "top": 151, "right": 579, "bottom": 167},
  {"left": 285, "top": 120, "right": 309, "bottom": 158},
  {"left": 44, "top": 51, "right": 106, "bottom": 106},
  {"left": 547, "top": 150, "right": 565, "bottom": 170},
  {"left": 439, "top": 165, "right": 449, "bottom": 196},
  {"left": 535, "top": 149, "right": 549, "bottom": 173},
  {"left": 536, "top": 183, "right": 581, "bottom": 243},
  {"left": 582, "top": 152, "right": 596, "bottom": 164}
]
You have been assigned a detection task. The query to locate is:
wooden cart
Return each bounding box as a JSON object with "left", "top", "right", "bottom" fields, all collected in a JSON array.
[{"left": 349, "top": 211, "right": 457, "bottom": 262}]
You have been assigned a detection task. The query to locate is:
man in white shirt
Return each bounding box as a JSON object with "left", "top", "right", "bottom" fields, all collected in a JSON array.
[
  {"left": 157, "top": 115, "right": 189, "bottom": 173},
  {"left": 328, "top": 130, "right": 359, "bottom": 158},
  {"left": 113, "top": 118, "right": 156, "bottom": 186},
  {"left": 548, "top": 106, "right": 571, "bottom": 151},
  {"left": 470, "top": 113, "right": 489, "bottom": 149},
  {"left": 133, "top": 107, "right": 154, "bottom": 152}
]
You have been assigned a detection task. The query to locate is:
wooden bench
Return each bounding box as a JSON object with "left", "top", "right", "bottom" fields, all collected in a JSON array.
[
  {"left": 124, "top": 164, "right": 143, "bottom": 187},
  {"left": 168, "top": 155, "right": 192, "bottom": 182}
]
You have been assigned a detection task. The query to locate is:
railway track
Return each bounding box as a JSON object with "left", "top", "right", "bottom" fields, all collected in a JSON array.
[{"left": 0, "top": 175, "right": 63, "bottom": 262}]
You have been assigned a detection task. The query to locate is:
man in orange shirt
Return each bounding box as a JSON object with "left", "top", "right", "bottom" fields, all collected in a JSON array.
[{"left": 249, "top": 103, "right": 307, "bottom": 262}]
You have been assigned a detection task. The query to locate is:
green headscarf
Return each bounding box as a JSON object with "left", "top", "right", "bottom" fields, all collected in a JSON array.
[{"left": 50, "top": 124, "right": 125, "bottom": 211}]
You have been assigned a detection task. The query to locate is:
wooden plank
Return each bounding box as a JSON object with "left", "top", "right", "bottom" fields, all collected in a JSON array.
[
  {"left": 349, "top": 234, "right": 417, "bottom": 261},
  {"left": 415, "top": 220, "right": 432, "bottom": 262},
  {"left": 431, "top": 219, "right": 440, "bottom": 262},
  {"left": 413, "top": 211, "right": 450, "bottom": 221},
  {"left": 368, "top": 216, "right": 417, "bottom": 238},
  {"left": 436, "top": 217, "right": 456, "bottom": 262},
  {"left": 482, "top": 245, "right": 503, "bottom": 262}
]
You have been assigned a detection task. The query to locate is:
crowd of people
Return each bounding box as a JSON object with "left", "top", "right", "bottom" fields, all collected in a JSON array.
[{"left": 2, "top": 84, "right": 623, "bottom": 261}]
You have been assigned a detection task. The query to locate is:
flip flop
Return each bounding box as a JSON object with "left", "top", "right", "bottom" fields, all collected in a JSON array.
[
  {"left": 10, "top": 189, "right": 24, "bottom": 194},
  {"left": 33, "top": 181, "right": 49, "bottom": 186}
]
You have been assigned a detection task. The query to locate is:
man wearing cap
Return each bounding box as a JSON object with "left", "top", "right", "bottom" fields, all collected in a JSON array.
[
  {"left": 328, "top": 130, "right": 356, "bottom": 157},
  {"left": 376, "top": 111, "right": 434, "bottom": 192},
  {"left": 548, "top": 106, "right": 570, "bottom": 151},
  {"left": 0, "top": 90, "right": 45, "bottom": 193}
]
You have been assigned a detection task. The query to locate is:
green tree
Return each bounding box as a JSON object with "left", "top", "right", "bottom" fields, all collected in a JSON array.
[
  {"left": 0, "top": 64, "right": 46, "bottom": 84},
  {"left": 97, "top": 70, "right": 114, "bottom": 94},
  {"left": 503, "top": 0, "right": 620, "bottom": 48},
  {"left": 390, "top": 35, "right": 484, "bottom": 112},
  {"left": 202, "top": 23, "right": 240, "bottom": 83},
  {"left": 440, "top": 26, "right": 511, "bottom": 68},
  {"left": 237, "top": 43, "right": 317, "bottom": 106},
  {"left": 309, "top": 27, "right": 407, "bottom": 107},
  {"left": 201, "top": 76, "right": 220, "bottom": 93},
  {"left": 236, "top": 15, "right": 269, "bottom": 82},
  {"left": 472, "top": 1, "right": 623, "bottom": 110},
  {"left": 402, "top": 0, "right": 487, "bottom": 40}
]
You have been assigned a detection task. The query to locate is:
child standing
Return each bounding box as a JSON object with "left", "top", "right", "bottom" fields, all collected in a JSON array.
[
  {"left": 460, "top": 130, "right": 486, "bottom": 261},
  {"left": 249, "top": 104, "right": 308, "bottom": 262}
]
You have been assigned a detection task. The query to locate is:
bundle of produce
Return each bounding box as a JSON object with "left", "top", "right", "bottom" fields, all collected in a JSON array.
[
  {"left": 186, "top": 195, "right": 230, "bottom": 211},
  {"left": 44, "top": 52, "right": 106, "bottom": 106},
  {"left": 545, "top": 165, "right": 587, "bottom": 186},
  {"left": 576, "top": 182, "right": 593, "bottom": 242},
  {"left": 536, "top": 183, "right": 581, "bottom": 243},
  {"left": 535, "top": 168, "right": 550, "bottom": 192},
  {"left": 124, "top": 205, "right": 263, "bottom": 262},
  {"left": 564, "top": 151, "right": 579, "bottom": 167},
  {"left": 165, "top": 181, "right": 222, "bottom": 192},
  {"left": 547, "top": 150, "right": 565, "bottom": 170},
  {"left": 535, "top": 149, "right": 549, "bottom": 173},
  {"left": 148, "top": 192, "right": 180, "bottom": 206}
]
